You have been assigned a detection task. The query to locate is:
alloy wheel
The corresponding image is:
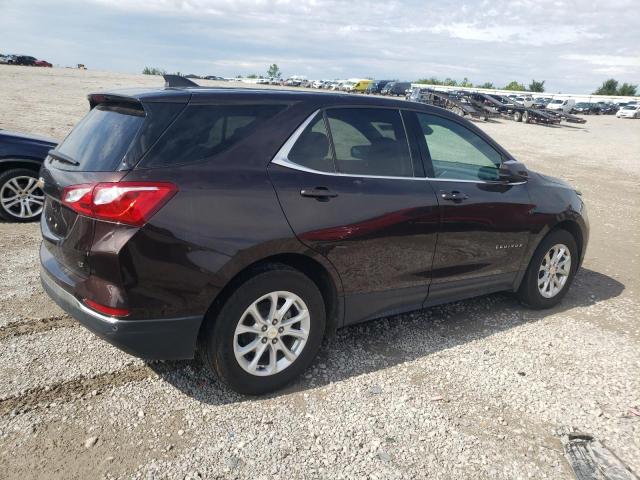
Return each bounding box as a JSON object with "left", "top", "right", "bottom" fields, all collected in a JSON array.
[
  {"left": 233, "top": 291, "right": 311, "bottom": 376},
  {"left": 0, "top": 175, "right": 45, "bottom": 220},
  {"left": 538, "top": 243, "right": 571, "bottom": 298}
]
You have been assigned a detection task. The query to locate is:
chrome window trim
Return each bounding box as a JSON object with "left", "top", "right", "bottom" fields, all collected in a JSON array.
[{"left": 270, "top": 109, "right": 526, "bottom": 185}]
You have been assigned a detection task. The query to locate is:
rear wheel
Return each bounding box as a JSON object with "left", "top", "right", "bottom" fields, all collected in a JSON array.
[
  {"left": 201, "top": 265, "right": 326, "bottom": 394},
  {"left": 518, "top": 229, "right": 578, "bottom": 309},
  {"left": 0, "top": 168, "right": 45, "bottom": 222},
  {"left": 523, "top": 111, "right": 530, "bottom": 123},
  {"left": 513, "top": 111, "right": 523, "bottom": 122}
]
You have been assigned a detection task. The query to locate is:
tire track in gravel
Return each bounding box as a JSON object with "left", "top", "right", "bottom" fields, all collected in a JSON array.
[
  {"left": 0, "top": 362, "right": 183, "bottom": 416},
  {"left": 0, "top": 315, "right": 77, "bottom": 341}
]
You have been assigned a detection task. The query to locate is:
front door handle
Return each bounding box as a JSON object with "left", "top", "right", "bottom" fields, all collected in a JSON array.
[
  {"left": 440, "top": 190, "right": 469, "bottom": 202},
  {"left": 300, "top": 187, "right": 338, "bottom": 201}
]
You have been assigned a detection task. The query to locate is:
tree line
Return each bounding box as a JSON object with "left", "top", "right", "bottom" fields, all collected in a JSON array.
[{"left": 143, "top": 65, "right": 638, "bottom": 97}]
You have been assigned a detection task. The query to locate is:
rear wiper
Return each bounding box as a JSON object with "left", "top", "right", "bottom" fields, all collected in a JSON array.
[{"left": 48, "top": 149, "right": 80, "bottom": 166}]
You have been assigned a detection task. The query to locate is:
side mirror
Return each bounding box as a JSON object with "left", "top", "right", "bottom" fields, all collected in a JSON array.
[
  {"left": 350, "top": 145, "right": 370, "bottom": 160},
  {"left": 499, "top": 160, "right": 528, "bottom": 183}
]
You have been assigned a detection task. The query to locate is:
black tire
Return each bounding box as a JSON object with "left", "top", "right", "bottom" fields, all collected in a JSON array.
[
  {"left": 201, "top": 264, "right": 326, "bottom": 394},
  {"left": 0, "top": 168, "right": 44, "bottom": 222},
  {"left": 513, "top": 111, "right": 523, "bottom": 122},
  {"left": 517, "top": 229, "right": 578, "bottom": 309},
  {"left": 523, "top": 111, "right": 530, "bottom": 123}
]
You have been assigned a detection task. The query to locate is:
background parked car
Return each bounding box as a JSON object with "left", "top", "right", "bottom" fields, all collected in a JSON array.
[
  {"left": 0, "top": 129, "right": 56, "bottom": 222},
  {"left": 350, "top": 79, "right": 372, "bottom": 93},
  {"left": 572, "top": 102, "right": 600, "bottom": 115},
  {"left": 365, "top": 80, "right": 392, "bottom": 94},
  {"left": 616, "top": 105, "right": 640, "bottom": 118},
  {"left": 34, "top": 59, "right": 52, "bottom": 67},
  {"left": 14, "top": 55, "right": 37, "bottom": 66},
  {"left": 384, "top": 81, "right": 411, "bottom": 96},
  {"left": 546, "top": 98, "right": 576, "bottom": 113},
  {"left": 0, "top": 54, "right": 11, "bottom": 64},
  {"left": 598, "top": 103, "right": 617, "bottom": 115}
]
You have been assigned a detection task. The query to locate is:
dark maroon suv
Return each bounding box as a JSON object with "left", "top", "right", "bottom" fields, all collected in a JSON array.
[{"left": 40, "top": 79, "right": 588, "bottom": 394}]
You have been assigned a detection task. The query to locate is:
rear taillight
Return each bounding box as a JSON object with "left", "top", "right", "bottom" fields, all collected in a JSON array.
[
  {"left": 62, "top": 182, "right": 177, "bottom": 226},
  {"left": 83, "top": 299, "right": 130, "bottom": 317}
]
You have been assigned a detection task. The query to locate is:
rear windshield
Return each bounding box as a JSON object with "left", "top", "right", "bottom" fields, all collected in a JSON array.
[
  {"left": 141, "top": 104, "right": 287, "bottom": 167},
  {"left": 56, "top": 103, "right": 145, "bottom": 171}
]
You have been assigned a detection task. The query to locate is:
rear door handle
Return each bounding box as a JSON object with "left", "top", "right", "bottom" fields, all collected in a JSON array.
[
  {"left": 440, "top": 190, "right": 469, "bottom": 202},
  {"left": 300, "top": 187, "right": 338, "bottom": 200}
]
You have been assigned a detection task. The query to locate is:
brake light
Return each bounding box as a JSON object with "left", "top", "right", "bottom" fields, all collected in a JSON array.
[
  {"left": 83, "top": 299, "right": 131, "bottom": 317},
  {"left": 62, "top": 182, "right": 177, "bottom": 226}
]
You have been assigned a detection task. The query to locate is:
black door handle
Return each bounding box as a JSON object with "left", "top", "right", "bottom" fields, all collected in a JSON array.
[
  {"left": 300, "top": 187, "right": 338, "bottom": 200},
  {"left": 440, "top": 190, "right": 469, "bottom": 202}
]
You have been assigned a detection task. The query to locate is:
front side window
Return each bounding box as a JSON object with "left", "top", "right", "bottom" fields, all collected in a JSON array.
[
  {"left": 326, "top": 108, "right": 413, "bottom": 177},
  {"left": 417, "top": 113, "right": 502, "bottom": 181}
]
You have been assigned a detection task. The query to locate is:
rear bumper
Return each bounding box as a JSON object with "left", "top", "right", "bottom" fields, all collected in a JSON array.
[{"left": 40, "top": 267, "right": 202, "bottom": 360}]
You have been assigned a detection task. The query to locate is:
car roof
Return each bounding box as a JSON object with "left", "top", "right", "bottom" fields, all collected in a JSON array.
[{"left": 90, "top": 86, "right": 418, "bottom": 109}]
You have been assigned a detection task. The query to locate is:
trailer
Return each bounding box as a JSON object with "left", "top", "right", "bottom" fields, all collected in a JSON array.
[
  {"left": 408, "top": 88, "right": 490, "bottom": 120},
  {"left": 468, "top": 93, "right": 561, "bottom": 125}
]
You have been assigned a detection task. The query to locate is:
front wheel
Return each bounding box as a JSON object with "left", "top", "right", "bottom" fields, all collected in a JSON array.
[
  {"left": 518, "top": 229, "right": 578, "bottom": 309},
  {"left": 201, "top": 265, "right": 326, "bottom": 394},
  {"left": 0, "top": 168, "right": 45, "bottom": 222}
]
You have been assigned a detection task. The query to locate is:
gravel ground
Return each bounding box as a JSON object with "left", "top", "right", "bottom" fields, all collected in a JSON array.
[{"left": 0, "top": 66, "right": 639, "bottom": 479}]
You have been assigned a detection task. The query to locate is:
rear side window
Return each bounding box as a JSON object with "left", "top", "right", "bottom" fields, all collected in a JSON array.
[
  {"left": 326, "top": 108, "right": 413, "bottom": 177},
  {"left": 56, "top": 103, "right": 145, "bottom": 171},
  {"left": 143, "top": 104, "right": 287, "bottom": 167}
]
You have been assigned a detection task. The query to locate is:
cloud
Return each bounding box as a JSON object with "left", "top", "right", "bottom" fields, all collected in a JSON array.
[{"left": 1, "top": 0, "right": 638, "bottom": 93}]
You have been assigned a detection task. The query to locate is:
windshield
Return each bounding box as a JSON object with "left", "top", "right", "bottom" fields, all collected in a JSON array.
[
  {"left": 550, "top": 100, "right": 563, "bottom": 104},
  {"left": 56, "top": 103, "right": 145, "bottom": 171},
  {"left": 623, "top": 106, "right": 637, "bottom": 110}
]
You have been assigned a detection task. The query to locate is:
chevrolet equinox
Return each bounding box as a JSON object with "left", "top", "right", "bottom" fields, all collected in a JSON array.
[{"left": 40, "top": 79, "right": 588, "bottom": 394}]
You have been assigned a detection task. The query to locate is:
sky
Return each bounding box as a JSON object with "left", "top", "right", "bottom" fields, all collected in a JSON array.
[{"left": 1, "top": 0, "right": 638, "bottom": 93}]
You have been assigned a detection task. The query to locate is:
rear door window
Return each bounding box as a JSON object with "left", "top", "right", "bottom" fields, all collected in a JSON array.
[
  {"left": 55, "top": 103, "right": 145, "bottom": 171},
  {"left": 143, "top": 104, "right": 287, "bottom": 167},
  {"left": 286, "top": 113, "right": 335, "bottom": 173},
  {"left": 325, "top": 108, "right": 414, "bottom": 177}
]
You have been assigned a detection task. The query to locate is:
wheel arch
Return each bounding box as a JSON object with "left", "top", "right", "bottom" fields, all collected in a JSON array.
[
  {"left": 514, "top": 219, "right": 586, "bottom": 291},
  {"left": 0, "top": 157, "right": 43, "bottom": 173},
  {"left": 198, "top": 252, "right": 344, "bottom": 346}
]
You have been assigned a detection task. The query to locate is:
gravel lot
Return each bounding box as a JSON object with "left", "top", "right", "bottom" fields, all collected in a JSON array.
[{"left": 1, "top": 66, "right": 639, "bottom": 479}]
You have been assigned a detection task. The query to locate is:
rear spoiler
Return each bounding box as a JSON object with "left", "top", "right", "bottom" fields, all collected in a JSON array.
[
  {"left": 163, "top": 74, "right": 199, "bottom": 88},
  {"left": 87, "top": 93, "right": 145, "bottom": 110}
]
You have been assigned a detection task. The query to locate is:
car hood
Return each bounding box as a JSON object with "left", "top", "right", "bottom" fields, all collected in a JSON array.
[{"left": 0, "top": 129, "right": 57, "bottom": 146}]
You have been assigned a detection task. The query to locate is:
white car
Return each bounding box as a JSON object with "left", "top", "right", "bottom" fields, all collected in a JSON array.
[
  {"left": 311, "top": 80, "right": 324, "bottom": 89},
  {"left": 616, "top": 105, "right": 640, "bottom": 118}
]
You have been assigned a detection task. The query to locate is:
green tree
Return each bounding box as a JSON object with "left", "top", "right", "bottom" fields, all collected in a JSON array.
[
  {"left": 142, "top": 66, "right": 166, "bottom": 76},
  {"left": 528, "top": 79, "right": 545, "bottom": 92},
  {"left": 617, "top": 82, "right": 638, "bottom": 96},
  {"left": 593, "top": 79, "right": 618, "bottom": 95},
  {"left": 460, "top": 77, "right": 473, "bottom": 88},
  {"left": 267, "top": 63, "right": 281, "bottom": 78},
  {"left": 416, "top": 77, "right": 443, "bottom": 85},
  {"left": 443, "top": 78, "right": 458, "bottom": 86},
  {"left": 504, "top": 81, "right": 525, "bottom": 91},
  {"left": 247, "top": 74, "right": 258, "bottom": 79},
  {"left": 476, "top": 82, "right": 495, "bottom": 89}
]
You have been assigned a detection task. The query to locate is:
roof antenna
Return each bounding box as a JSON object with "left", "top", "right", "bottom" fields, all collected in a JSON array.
[{"left": 163, "top": 74, "right": 199, "bottom": 88}]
